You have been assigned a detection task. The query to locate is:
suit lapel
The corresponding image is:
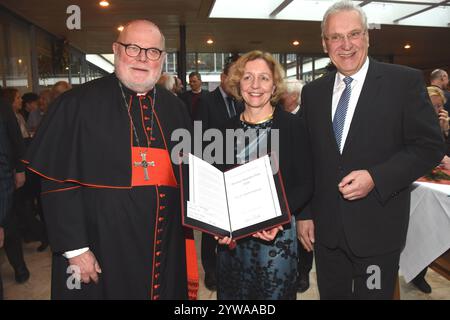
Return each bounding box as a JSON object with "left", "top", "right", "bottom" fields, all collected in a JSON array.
[
  {"left": 214, "top": 87, "right": 230, "bottom": 120},
  {"left": 342, "top": 59, "right": 383, "bottom": 155}
]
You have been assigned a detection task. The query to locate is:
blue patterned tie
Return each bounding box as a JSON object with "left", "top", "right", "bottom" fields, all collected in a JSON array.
[{"left": 333, "top": 76, "right": 353, "bottom": 151}]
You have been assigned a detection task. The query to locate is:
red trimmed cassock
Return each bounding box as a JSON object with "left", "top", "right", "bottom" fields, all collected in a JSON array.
[{"left": 24, "top": 74, "right": 198, "bottom": 299}]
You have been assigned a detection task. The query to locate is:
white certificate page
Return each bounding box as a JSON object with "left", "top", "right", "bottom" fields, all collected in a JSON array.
[
  {"left": 188, "top": 154, "right": 230, "bottom": 231},
  {"left": 224, "top": 155, "right": 282, "bottom": 232}
]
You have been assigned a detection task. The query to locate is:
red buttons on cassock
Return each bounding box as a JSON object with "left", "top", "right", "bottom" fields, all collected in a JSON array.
[
  {"left": 158, "top": 217, "right": 165, "bottom": 222},
  {"left": 159, "top": 193, "right": 166, "bottom": 198},
  {"left": 159, "top": 206, "right": 165, "bottom": 210}
]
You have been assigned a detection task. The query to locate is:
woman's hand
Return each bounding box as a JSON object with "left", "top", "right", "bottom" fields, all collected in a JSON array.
[{"left": 252, "top": 225, "right": 283, "bottom": 242}]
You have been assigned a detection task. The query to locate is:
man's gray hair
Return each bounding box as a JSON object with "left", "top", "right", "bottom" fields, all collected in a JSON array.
[
  {"left": 321, "top": 0, "right": 368, "bottom": 38},
  {"left": 284, "top": 78, "right": 305, "bottom": 104}
]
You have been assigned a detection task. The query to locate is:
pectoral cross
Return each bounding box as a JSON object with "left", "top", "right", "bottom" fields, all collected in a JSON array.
[{"left": 134, "top": 152, "right": 155, "bottom": 181}]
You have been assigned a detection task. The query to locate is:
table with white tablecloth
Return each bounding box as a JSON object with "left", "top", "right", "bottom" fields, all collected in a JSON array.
[{"left": 399, "top": 182, "right": 450, "bottom": 283}]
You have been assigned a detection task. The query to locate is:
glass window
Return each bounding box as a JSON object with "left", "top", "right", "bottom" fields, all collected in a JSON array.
[
  {"left": 36, "top": 29, "right": 54, "bottom": 90},
  {"left": 5, "top": 19, "right": 32, "bottom": 92},
  {"left": 197, "top": 53, "right": 215, "bottom": 73},
  {"left": 163, "top": 52, "right": 177, "bottom": 73},
  {"left": 187, "top": 53, "right": 197, "bottom": 74},
  {"left": 0, "top": 23, "right": 6, "bottom": 87}
]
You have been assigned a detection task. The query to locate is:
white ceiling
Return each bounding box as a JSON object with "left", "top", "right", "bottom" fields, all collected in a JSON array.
[{"left": 210, "top": 0, "right": 450, "bottom": 28}]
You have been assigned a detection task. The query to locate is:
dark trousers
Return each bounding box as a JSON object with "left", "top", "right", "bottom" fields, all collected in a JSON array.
[
  {"left": 298, "top": 239, "right": 313, "bottom": 275},
  {"left": 315, "top": 232, "right": 400, "bottom": 300},
  {"left": 201, "top": 232, "right": 217, "bottom": 275},
  {"left": 14, "top": 186, "right": 46, "bottom": 244},
  {"left": 3, "top": 203, "right": 27, "bottom": 273}
]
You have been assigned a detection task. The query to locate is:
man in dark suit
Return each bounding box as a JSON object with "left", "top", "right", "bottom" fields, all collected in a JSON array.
[
  {"left": 196, "top": 62, "right": 243, "bottom": 291},
  {"left": 198, "top": 64, "right": 243, "bottom": 130},
  {"left": 179, "top": 71, "right": 209, "bottom": 120},
  {"left": 298, "top": 0, "right": 444, "bottom": 299}
]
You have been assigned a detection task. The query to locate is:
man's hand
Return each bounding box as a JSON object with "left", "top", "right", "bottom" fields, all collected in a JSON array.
[
  {"left": 0, "top": 227, "right": 4, "bottom": 248},
  {"left": 438, "top": 109, "right": 449, "bottom": 135},
  {"left": 338, "top": 170, "right": 374, "bottom": 201},
  {"left": 68, "top": 250, "right": 102, "bottom": 284},
  {"left": 15, "top": 171, "right": 25, "bottom": 189},
  {"left": 297, "top": 220, "right": 315, "bottom": 252}
]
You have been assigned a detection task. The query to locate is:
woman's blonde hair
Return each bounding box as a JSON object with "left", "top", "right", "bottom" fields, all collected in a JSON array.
[{"left": 226, "top": 50, "right": 286, "bottom": 106}]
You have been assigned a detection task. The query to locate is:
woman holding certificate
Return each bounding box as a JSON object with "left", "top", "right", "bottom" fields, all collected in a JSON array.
[{"left": 215, "top": 51, "right": 313, "bottom": 299}]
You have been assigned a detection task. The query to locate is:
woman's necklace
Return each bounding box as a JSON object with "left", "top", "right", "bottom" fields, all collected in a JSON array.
[{"left": 242, "top": 107, "right": 274, "bottom": 125}]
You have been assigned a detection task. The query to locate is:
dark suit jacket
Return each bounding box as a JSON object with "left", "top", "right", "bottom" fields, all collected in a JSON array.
[
  {"left": 179, "top": 90, "right": 209, "bottom": 121},
  {"left": 197, "top": 86, "right": 244, "bottom": 130},
  {"left": 301, "top": 58, "right": 444, "bottom": 257}
]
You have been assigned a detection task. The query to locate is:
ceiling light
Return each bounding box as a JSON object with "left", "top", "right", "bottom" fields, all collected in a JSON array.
[
  {"left": 18, "top": 59, "right": 22, "bottom": 64},
  {"left": 117, "top": 25, "right": 124, "bottom": 32},
  {"left": 292, "top": 40, "right": 300, "bottom": 46},
  {"left": 99, "top": 1, "right": 110, "bottom": 7},
  {"left": 206, "top": 39, "right": 214, "bottom": 45},
  {"left": 404, "top": 43, "right": 411, "bottom": 49}
]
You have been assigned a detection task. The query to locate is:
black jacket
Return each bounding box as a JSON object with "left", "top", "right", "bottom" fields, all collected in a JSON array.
[{"left": 301, "top": 58, "right": 445, "bottom": 257}]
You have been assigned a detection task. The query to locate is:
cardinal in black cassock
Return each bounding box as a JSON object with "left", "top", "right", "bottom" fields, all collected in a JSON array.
[{"left": 23, "top": 20, "right": 198, "bottom": 300}]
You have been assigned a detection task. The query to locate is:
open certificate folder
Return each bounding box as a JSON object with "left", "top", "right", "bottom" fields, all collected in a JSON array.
[{"left": 183, "top": 153, "right": 291, "bottom": 239}]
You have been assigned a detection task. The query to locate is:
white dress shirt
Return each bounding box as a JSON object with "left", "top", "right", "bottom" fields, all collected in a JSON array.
[{"left": 331, "top": 58, "right": 369, "bottom": 153}]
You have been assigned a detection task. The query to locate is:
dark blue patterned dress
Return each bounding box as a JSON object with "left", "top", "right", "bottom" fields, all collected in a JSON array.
[{"left": 217, "top": 116, "right": 299, "bottom": 300}]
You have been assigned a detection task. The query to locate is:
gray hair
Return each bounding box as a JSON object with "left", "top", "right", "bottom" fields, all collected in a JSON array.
[
  {"left": 158, "top": 72, "right": 175, "bottom": 91},
  {"left": 321, "top": 1, "right": 368, "bottom": 38},
  {"left": 284, "top": 78, "right": 304, "bottom": 104}
]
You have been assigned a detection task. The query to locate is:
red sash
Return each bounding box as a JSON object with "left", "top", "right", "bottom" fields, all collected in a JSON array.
[{"left": 131, "top": 147, "right": 177, "bottom": 187}]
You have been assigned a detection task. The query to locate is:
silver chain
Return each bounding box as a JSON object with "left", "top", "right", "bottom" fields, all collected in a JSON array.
[{"left": 118, "top": 81, "right": 156, "bottom": 150}]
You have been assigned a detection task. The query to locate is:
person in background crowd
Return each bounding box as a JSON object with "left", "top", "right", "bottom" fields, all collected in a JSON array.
[
  {"left": 280, "top": 78, "right": 313, "bottom": 293},
  {"left": 180, "top": 71, "right": 208, "bottom": 120},
  {"left": 430, "top": 69, "right": 450, "bottom": 112}
]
